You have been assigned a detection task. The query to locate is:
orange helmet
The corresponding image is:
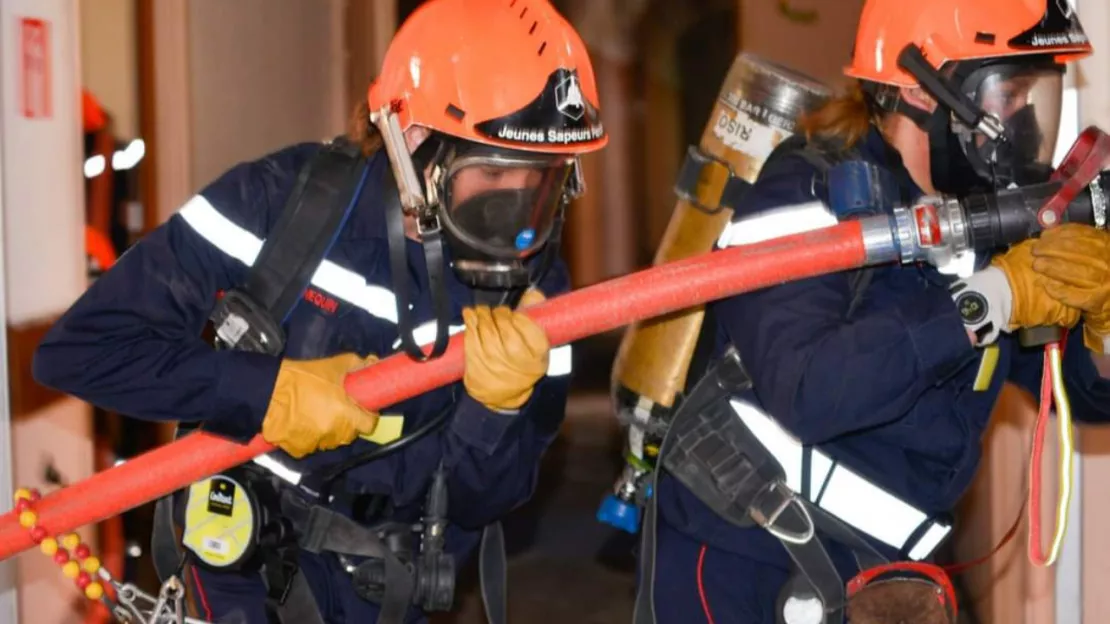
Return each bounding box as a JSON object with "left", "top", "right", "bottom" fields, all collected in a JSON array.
[
  {"left": 82, "top": 89, "right": 106, "bottom": 134},
  {"left": 367, "top": 0, "right": 606, "bottom": 155},
  {"left": 845, "top": 0, "right": 1092, "bottom": 88}
]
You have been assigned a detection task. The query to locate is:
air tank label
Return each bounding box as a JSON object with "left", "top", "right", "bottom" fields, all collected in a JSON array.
[
  {"left": 723, "top": 93, "right": 797, "bottom": 132},
  {"left": 712, "top": 108, "right": 780, "bottom": 161}
]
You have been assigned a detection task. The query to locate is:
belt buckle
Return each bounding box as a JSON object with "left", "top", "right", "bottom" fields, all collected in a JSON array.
[{"left": 749, "top": 481, "right": 815, "bottom": 545}]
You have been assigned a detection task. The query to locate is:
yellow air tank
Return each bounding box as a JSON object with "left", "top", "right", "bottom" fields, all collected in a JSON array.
[{"left": 612, "top": 53, "right": 830, "bottom": 418}]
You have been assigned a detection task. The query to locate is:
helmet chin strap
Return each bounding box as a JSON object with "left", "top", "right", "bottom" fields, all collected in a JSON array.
[
  {"left": 896, "top": 45, "right": 1004, "bottom": 141},
  {"left": 865, "top": 48, "right": 1006, "bottom": 195},
  {"left": 383, "top": 164, "right": 454, "bottom": 361}
]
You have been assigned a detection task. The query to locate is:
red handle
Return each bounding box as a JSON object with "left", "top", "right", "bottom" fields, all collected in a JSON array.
[{"left": 0, "top": 221, "right": 867, "bottom": 561}]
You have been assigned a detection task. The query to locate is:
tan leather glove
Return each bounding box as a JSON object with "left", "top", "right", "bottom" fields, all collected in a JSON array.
[
  {"left": 990, "top": 239, "right": 1081, "bottom": 332},
  {"left": 261, "top": 353, "right": 380, "bottom": 458},
  {"left": 462, "top": 289, "right": 550, "bottom": 411},
  {"left": 1031, "top": 223, "right": 1110, "bottom": 353}
]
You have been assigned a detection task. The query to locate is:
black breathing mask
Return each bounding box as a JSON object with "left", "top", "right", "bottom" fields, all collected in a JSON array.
[
  {"left": 953, "top": 60, "right": 1063, "bottom": 189},
  {"left": 885, "top": 56, "right": 1065, "bottom": 195},
  {"left": 921, "top": 104, "right": 992, "bottom": 196},
  {"left": 381, "top": 136, "right": 580, "bottom": 361}
]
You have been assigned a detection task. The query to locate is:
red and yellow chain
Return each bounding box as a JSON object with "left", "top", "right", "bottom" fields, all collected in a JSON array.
[{"left": 14, "top": 487, "right": 106, "bottom": 600}]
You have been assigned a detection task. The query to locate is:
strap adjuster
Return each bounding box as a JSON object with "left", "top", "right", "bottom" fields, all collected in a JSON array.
[{"left": 749, "top": 481, "right": 815, "bottom": 545}]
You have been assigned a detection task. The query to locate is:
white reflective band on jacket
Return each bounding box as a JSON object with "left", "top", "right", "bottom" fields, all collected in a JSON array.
[
  {"left": 179, "top": 196, "right": 399, "bottom": 322},
  {"left": 253, "top": 454, "right": 303, "bottom": 486},
  {"left": 716, "top": 201, "right": 839, "bottom": 248},
  {"left": 729, "top": 399, "right": 951, "bottom": 560},
  {"left": 179, "top": 195, "right": 573, "bottom": 376}
]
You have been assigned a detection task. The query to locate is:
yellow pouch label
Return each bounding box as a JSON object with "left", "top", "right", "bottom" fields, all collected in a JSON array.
[
  {"left": 181, "top": 474, "right": 255, "bottom": 569},
  {"left": 973, "top": 344, "right": 1000, "bottom": 392},
  {"left": 359, "top": 414, "right": 404, "bottom": 444}
]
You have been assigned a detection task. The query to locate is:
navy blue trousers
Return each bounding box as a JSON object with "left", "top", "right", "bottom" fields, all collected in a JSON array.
[{"left": 648, "top": 521, "right": 792, "bottom": 623}]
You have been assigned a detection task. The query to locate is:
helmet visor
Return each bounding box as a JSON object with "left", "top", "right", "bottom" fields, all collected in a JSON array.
[{"left": 441, "top": 151, "right": 577, "bottom": 259}]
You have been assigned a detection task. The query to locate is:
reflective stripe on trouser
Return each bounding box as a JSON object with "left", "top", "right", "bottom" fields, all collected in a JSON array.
[{"left": 728, "top": 399, "right": 951, "bottom": 560}]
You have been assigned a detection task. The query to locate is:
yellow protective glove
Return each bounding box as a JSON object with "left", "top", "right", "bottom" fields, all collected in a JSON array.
[
  {"left": 991, "top": 239, "right": 1081, "bottom": 331},
  {"left": 261, "top": 353, "right": 380, "bottom": 458},
  {"left": 462, "top": 289, "right": 550, "bottom": 411},
  {"left": 1031, "top": 223, "right": 1110, "bottom": 353}
]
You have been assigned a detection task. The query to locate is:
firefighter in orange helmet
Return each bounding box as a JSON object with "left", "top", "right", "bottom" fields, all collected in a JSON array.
[
  {"left": 636, "top": 2, "right": 1110, "bottom": 623},
  {"left": 35, "top": 1, "right": 605, "bottom": 623}
]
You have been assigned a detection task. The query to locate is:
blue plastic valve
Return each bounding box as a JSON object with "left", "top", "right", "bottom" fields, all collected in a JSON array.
[{"left": 596, "top": 495, "right": 641, "bottom": 534}]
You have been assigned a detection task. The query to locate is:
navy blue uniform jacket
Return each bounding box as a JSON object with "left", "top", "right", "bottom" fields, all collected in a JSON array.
[
  {"left": 33, "top": 143, "right": 573, "bottom": 540},
  {"left": 658, "top": 128, "right": 1110, "bottom": 569}
]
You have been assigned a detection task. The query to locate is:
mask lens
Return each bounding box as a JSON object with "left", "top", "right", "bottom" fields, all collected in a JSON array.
[{"left": 443, "top": 155, "right": 572, "bottom": 259}]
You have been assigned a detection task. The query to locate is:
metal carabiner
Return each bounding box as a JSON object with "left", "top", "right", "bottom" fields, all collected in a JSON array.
[{"left": 110, "top": 574, "right": 210, "bottom": 624}]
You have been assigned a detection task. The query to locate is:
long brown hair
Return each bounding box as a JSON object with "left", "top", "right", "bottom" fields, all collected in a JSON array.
[
  {"left": 346, "top": 99, "right": 385, "bottom": 157},
  {"left": 797, "top": 81, "right": 878, "bottom": 149}
]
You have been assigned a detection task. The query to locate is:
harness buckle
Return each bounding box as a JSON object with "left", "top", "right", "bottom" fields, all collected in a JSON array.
[{"left": 749, "top": 481, "right": 815, "bottom": 545}]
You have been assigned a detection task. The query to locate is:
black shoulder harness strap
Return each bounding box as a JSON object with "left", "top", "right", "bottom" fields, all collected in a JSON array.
[
  {"left": 243, "top": 141, "right": 368, "bottom": 325},
  {"left": 795, "top": 139, "right": 875, "bottom": 317},
  {"left": 381, "top": 165, "right": 453, "bottom": 361},
  {"left": 209, "top": 139, "right": 369, "bottom": 354}
]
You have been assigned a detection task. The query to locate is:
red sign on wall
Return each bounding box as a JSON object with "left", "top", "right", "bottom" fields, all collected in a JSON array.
[{"left": 19, "top": 18, "right": 52, "bottom": 119}]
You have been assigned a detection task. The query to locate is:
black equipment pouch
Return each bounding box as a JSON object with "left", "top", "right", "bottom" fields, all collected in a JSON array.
[{"left": 660, "top": 349, "right": 792, "bottom": 530}]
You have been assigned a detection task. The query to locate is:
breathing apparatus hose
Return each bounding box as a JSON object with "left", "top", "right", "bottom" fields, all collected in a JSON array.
[{"left": 315, "top": 406, "right": 453, "bottom": 495}]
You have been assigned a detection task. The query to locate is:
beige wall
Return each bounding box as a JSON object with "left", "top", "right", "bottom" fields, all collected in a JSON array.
[
  {"left": 187, "top": 0, "right": 347, "bottom": 188},
  {"left": 0, "top": 0, "right": 95, "bottom": 622},
  {"left": 79, "top": 0, "right": 139, "bottom": 138},
  {"left": 13, "top": 399, "right": 96, "bottom": 624},
  {"left": 738, "top": 0, "right": 863, "bottom": 89}
]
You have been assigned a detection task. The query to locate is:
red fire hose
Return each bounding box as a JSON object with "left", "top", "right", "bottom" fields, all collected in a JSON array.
[{"left": 0, "top": 221, "right": 868, "bottom": 560}]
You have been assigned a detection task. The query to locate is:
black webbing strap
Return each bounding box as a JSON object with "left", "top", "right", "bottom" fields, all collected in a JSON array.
[
  {"left": 673, "top": 145, "right": 752, "bottom": 214},
  {"left": 209, "top": 139, "right": 368, "bottom": 355},
  {"left": 241, "top": 140, "right": 367, "bottom": 323},
  {"left": 281, "top": 491, "right": 414, "bottom": 624},
  {"left": 479, "top": 522, "right": 508, "bottom": 624}
]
